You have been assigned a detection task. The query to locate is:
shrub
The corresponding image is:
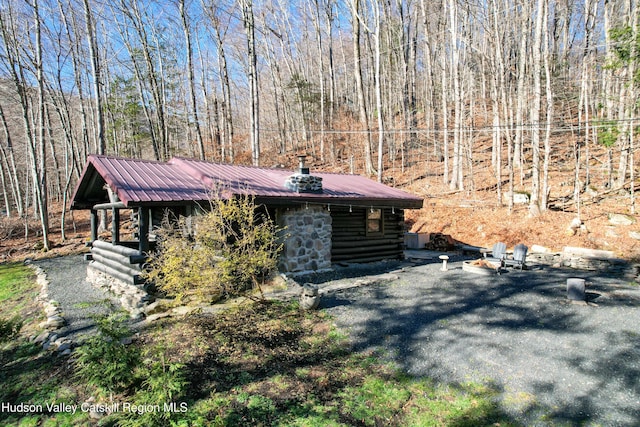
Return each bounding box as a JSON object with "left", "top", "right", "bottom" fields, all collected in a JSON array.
[
  {"left": 145, "top": 195, "right": 284, "bottom": 303},
  {"left": 74, "top": 313, "right": 141, "bottom": 394},
  {"left": 114, "top": 351, "right": 188, "bottom": 427}
]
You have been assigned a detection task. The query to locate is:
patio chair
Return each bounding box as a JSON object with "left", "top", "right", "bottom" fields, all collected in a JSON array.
[
  {"left": 483, "top": 242, "right": 507, "bottom": 263},
  {"left": 504, "top": 243, "right": 528, "bottom": 270},
  {"left": 482, "top": 242, "right": 507, "bottom": 273}
]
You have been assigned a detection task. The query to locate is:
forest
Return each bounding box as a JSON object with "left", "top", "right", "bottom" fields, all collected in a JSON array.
[{"left": 0, "top": 0, "right": 639, "bottom": 251}]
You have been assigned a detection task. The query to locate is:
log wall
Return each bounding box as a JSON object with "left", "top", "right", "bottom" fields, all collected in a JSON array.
[
  {"left": 89, "top": 240, "right": 145, "bottom": 286},
  {"left": 330, "top": 207, "right": 405, "bottom": 263}
]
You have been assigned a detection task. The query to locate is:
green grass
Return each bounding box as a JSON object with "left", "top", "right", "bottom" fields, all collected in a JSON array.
[
  {"left": 0, "top": 263, "right": 37, "bottom": 308},
  {"left": 0, "top": 269, "right": 519, "bottom": 426}
]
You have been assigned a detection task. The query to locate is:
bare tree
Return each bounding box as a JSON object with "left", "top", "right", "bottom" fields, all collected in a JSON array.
[
  {"left": 369, "top": 0, "right": 385, "bottom": 182},
  {"left": 239, "top": 0, "right": 260, "bottom": 166},
  {"left": 0, "top": 103, "right": 23, "bottom": 217},
  {"left": 348, "top": 0, "right": 374, "bottom": 175},
  {"left": 529, "top": 0, "right": 545, "bottom": 216},
  {"left": 179, "top": 0, "right": 206, "bottom": 160},
  {"left": 448, "top": 0, "right": 463, "bottom": 191},
  {"left": 83, "top": 0, "right": 106, "bottom": 154}
]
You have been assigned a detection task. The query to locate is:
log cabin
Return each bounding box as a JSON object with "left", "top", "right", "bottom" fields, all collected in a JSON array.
[{"left": 71, "top": 154, "right": 423, "bottom": 289}]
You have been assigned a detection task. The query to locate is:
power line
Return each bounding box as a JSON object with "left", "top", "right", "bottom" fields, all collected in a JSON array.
[{"left": 251, "top": 117, "right": 640, "bottom": 135}]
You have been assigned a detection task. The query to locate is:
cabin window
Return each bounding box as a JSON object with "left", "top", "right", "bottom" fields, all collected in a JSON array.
[{"left": 366, "top": 208, "right": 383, "bottom": 235}]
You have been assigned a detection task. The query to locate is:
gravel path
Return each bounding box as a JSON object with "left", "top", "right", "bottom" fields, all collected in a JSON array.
[
  {"left": 34, "top": 255, "right": 120, "bottom": 342},
  {"left": 309, "top": 256, "right": 640, "bottom": 426}
]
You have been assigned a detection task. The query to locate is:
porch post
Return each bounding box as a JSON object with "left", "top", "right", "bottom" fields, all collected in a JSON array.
[
  {"left": 90, "top": 209, "right": 98, "bottom": 242},
  {"left": 112, "top": 208, "right": 120, "bottom": 245},
  {"left": 138, "top": 207, "right": 150, "bottom": 254}
]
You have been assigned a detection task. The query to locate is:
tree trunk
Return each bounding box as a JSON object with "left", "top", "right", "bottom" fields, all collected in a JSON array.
[
  {"left": 0, "top": 103, "right": 23, "bottom": 216},
  {"left": 529, "top": 0, "right": 545, "bottom": 216},
  {"left": 83, "top": 0, "right": 106, "bottom": 154},
  {"left": 514, "top": 0, "right": 532, "bottom": 179},
  {"left": 179, "top": 0, "right": 206, "bottom": 160},
  {"left": 350, "top": 0, "right": 374, "bottom": 175},
  {"left": 373, "top": 1, "right": 385, "bottom": 183},
  {"left": 240, "top": 0, "right": 260, "bottom": 166}
]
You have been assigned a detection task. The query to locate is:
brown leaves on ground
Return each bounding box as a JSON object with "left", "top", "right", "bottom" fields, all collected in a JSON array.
[
  {"left": 406, "top": 195, "right": 640, "bottom": 260},
  {"left": 140, "top": 301, "right": 373, "bottom": 408}
]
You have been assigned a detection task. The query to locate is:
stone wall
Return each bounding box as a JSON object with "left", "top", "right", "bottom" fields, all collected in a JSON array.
[
  {"left": 527, "top": 247, "right": 638, "bottom": 279},
  {"left": 87, "top": 264, "right": 151, "bottom": 319},
  {"left": 278, "top": 206, "right": 332, "bottom": 273}
]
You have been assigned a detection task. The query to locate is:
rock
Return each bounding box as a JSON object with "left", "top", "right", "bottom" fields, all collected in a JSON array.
[
  {"left": 120, "top": 295, "right": 142, "bottom": 309},
  {"left": 629, "top": 231, "right": 640, "bottom": 240},
  {"left": 143, "top": 301, "right": 168, "bottom": 315},
  {"left": 530, "top": 245, "right": 550, "bottom": 253},
  {"left": 33, "top": 331, "right": 51, "bottom": 344},
  {"left": 129, "top": 309, "right": 144, "bottom": 321},
  {"left": 562, "top": 246, "right": 615, "bottom": 259},
  {"left": 606, "top": 227, "right": 619, "bottom": 238},
  {"left": 60, "top": 349, "right": 72, "bottom": 356},
  {"left": 145, "top": 312, "right": 171, "bottom": 323},
  {"left": 503, "top": 191, "right": 530, "bottom": 204},
  {"left": 45, "top": 316, "right": 65, "bottom": 329},
  {"left": 608, "top": 213, "right": 635, "bottom": 226},
  {"left": 56, "top": 342, "right": 71, "bottom": 353},
  {"left": 299, "top": 283, "right": 320, "bottom": 310},
  {"left": 45, "top": 306, "right": 60, "bottom": 317},
  {"left": 566, "top": 217, "right": 582, "bottom": 235},
  {"left": 171, "top": 305, "right": 198, "bottom": 316}
]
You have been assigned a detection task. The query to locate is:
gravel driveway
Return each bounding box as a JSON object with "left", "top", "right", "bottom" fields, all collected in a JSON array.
[
  {"left": 34, "top": 255, "right": 120, "bottom": 341},
  {"left": 307, "top": 256, "right": 640, "bottom": 426}
]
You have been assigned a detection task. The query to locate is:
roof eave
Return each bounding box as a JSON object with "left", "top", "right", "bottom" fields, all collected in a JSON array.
[{"left": 254, "top": 195, "right": 423, "bottom": 209}]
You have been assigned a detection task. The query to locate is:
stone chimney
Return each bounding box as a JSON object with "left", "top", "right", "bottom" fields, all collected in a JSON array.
[{"left": 284, "top": 155, "right": 323, "bottom": 193}]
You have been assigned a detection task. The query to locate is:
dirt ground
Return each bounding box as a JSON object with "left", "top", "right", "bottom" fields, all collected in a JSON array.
[{"left": 406, "top": 197, "right": 639, "bottom": 258}]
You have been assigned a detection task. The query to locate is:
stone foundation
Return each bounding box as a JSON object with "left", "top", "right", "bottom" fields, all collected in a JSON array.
[
  {"left": 87, "top": 264, "right": 152, "bottom": 318},
  {"left": 278, "top": 206, "right": 332, "bottom": 273}
]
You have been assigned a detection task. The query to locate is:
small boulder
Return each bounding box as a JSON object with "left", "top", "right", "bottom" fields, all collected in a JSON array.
[
  {"left": 33, "top": 331, "right": 51, "bottom": 344},
  {"left": 299, "top": 283, "right": 320, "bottom": 310},
  {"left": 143, "top": 301, "right": 162, "bottom": 315},
  {"left": 45, "top": 316, "right": 65, "bottom": 329},
  {"left": 566, "top": 217, "right": 582, "bottom": 236},
  {"left": 530, "top": 245, "right": 550, "bottom": 253},
  {"left": 171, "top": 305, "right": 198, "bottom": 316},
  {"left": 609, "top": 213, "right": 635, "bottom": 226},
  {"left": 56, "top": 342, "right": 71, "bottom": 353}
]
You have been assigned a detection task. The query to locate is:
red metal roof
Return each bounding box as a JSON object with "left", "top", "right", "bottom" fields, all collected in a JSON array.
[{"left": 71, "top": 155, "right": 423, "bottom": 209}]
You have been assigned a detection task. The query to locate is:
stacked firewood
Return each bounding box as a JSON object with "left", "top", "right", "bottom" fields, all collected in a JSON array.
[{"left": 424, "top": 233, "right": 453, "bottom": 251}]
